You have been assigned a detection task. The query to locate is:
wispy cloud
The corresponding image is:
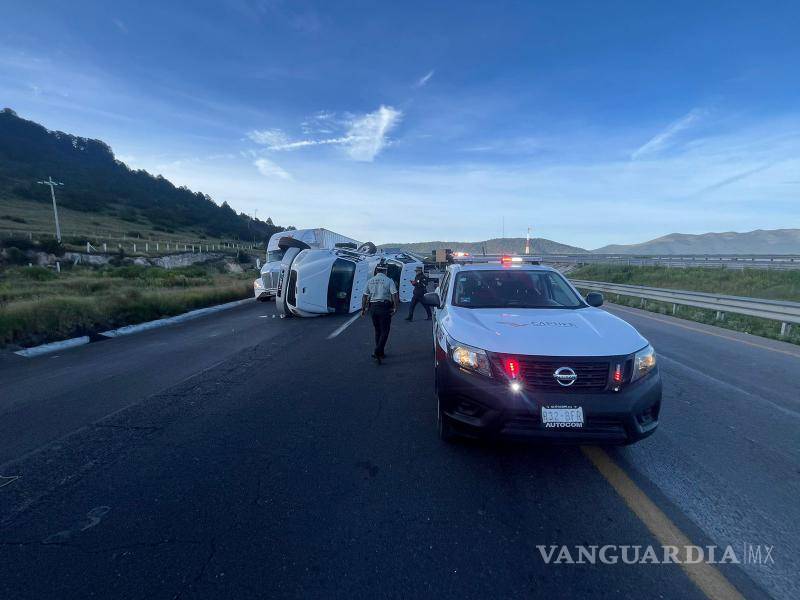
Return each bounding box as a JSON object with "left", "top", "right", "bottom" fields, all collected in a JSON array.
[
  {"left": 112, "top": 18, "right": 128, "bottom": 35},
  {"left": 345, "top": 105, "right": 401, "bottom": 161},
  {"left": 248, "top": 105, "right": 402, "bottom": 162},
  {"left": 254, "top": 157, "right": 292, "bottom": 180},
  {"left": 247, "top": 129, "right": 290, "bottom": 147},
  {"left": 631, "top": 108, "right": 706, "bottom": 160},
  {"left": 693, "top": 162, "right": 775, "bottom": 196},
  {"left": 415, "top": 70, "right": 435, "bottom": 88}
]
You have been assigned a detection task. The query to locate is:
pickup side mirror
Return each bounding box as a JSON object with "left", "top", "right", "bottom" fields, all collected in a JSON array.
[
  {"left": 586, "top": 291, "right": 604, "bottom": 307},
  {"left": 423, "top": 292, "right": 441, "bottom": 307}
]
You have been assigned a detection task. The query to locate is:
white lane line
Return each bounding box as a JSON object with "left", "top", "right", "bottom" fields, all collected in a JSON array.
[{"left": 327, "top": 313, "right": 361, "bottom": 339}]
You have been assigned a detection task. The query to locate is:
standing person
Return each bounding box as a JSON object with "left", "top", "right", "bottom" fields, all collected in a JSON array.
[
  {"left": 405, "top": 266, "right": 432, "bottom": 321},
  {"left": 361, "top": 263, "right": 400, "bottom": 364}
]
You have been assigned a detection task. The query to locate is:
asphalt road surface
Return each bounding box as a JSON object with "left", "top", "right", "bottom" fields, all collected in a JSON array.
[{"left": 0, "top": 300, "right": 797, "bottom": 599}]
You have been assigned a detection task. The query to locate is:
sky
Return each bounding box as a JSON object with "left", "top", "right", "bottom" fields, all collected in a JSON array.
[{"left": 1, "top": 0, "right": 798, "bottom": 249}]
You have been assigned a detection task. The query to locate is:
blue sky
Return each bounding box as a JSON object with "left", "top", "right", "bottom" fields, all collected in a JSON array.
[{"left": 1, "top": 1, "right": 798, "bottom": 248}]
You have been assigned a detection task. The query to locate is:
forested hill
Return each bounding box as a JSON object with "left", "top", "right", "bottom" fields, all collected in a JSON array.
[{"left": 0, "top": 108, "right": 286, "bottom": 241}]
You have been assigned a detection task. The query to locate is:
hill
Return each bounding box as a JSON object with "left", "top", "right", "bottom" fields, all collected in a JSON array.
[
  {"left": 381, "top": 237, "right": 587, "bottom": 255},
  {"left": 0, "top": 108, "right": 287, "bottom": 242},
  {"left": 593, "top": 229, "right": 800, "bottom": 255}
]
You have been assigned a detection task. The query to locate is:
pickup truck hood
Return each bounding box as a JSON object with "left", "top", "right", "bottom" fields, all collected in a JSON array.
[{"left": 442, "top": 307, "right": 648, "bottom": 357}]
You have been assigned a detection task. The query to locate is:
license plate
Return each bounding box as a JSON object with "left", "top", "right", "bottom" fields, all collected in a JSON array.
[{"left": 541, "top": 406, "right": 584, "bottom": 428}]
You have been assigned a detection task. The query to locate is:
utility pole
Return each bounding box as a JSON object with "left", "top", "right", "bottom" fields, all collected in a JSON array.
[
  {"left": 525, "top": 226, "right": 531, "bottom": 255},
  {"left": 37, "top": 177, "right": 64, "bottom": 242}
]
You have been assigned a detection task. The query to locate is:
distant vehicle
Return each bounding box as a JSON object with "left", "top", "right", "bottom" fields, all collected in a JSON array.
[
  {"left": 275, "top": 240, "right": 424, "bottom": 317},
  {"left": 254, "top": 228, "right": 361, "bottom": 301},
  {"left": 427, "top": 257, "right": 661, "bottom": 444}
]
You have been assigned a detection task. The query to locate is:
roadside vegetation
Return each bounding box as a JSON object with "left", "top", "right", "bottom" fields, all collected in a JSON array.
[
  {"left": 570, "top": 265, "right": 800, "bottom": 345},
  {"left": 0, "top": 260, "right": 254, "bottom": 349}
]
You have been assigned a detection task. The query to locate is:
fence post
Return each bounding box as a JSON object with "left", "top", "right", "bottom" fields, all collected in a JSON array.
[
  {"left": 672, "top": 303, "right": 677, "bottom": 315},
  {"left": 133, "top": 243, "right": 136, "bottom": 253},
  {"left": 715, "top": 311, "right": 725, "bottom": 321},
  {"left": 780, "top": 322, "right": 791, "bottom": 337},
  {"left": 146, "top": 242, "right": 149, "bottom": 252},
  {"left": 103, "top": 243, "right": 107, "bottom": 253},
  {"left": 86, "top": 242, "right": 91, "bottom": 253}
]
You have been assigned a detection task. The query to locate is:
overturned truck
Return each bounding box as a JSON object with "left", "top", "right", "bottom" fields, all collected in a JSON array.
[{"left": 274, "top": 236, "right": 423, "bottom": 317}]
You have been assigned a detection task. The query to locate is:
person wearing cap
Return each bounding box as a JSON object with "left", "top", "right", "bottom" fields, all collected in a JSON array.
[
  {"left": 405, "top": 266, "right": 432, "bottom": 321},
  {"left": 361, "top": 263, "right": 400, "bottom": 364}
]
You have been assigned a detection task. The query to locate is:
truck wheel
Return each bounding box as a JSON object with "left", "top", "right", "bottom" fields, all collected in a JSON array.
[
  {"left": 277, "top": 237, "right": 311, "bottom": 251},
  {"left": 357, "top": 241, "right": 377, "bottom": 255}
]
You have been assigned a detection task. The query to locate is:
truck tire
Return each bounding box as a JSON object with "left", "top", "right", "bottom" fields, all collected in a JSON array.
[
  {"left": 278, "top": 236, "right": 311, "bottom": 251},
  {"left": 357, "top": 241, "right": 377, "bottom": 255}
]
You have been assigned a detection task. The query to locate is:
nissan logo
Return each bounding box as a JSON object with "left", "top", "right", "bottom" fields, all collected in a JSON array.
[{"left": 553, "top": 366, "right": 578, "bottom": 387}]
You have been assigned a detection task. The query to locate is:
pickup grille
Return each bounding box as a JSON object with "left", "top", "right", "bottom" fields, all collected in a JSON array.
[{"left": 503, "top": 357, "right": 610, "bottom": 392}]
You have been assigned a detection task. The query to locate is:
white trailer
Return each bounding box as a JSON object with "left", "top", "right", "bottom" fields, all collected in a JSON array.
[{"left": 254, "top": 228, "right": 361, "bottom": 301}]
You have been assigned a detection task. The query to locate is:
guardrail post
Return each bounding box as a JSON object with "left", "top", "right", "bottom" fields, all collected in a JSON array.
[
  {"left": 672, "top": 303, "right": 677, "bottom": 315},
  {"left": 715, "top": 311, "right": 725, "bottom": 321},
  {"left": 780, "top": 322, "right": 792, "bottom": 337},
  {"left": 640, "top": 298, "right": 646, "bottom": 308},
  {"left": 145, "top": 242, "right": 149, "bottom": 252},
  {"left": 103, "top": 243, "right": 107, "bottom": 253},
  {"left": 133, "top": 242, "right": 136, "bottom": 253}
]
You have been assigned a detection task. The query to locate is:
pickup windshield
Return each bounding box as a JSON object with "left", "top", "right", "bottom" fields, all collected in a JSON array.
[{"left": 452, "top": 270, "right": 585, "bottom": 309}]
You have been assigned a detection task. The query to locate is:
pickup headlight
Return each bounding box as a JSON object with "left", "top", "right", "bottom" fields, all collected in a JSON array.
[
  {"left": 451, "top": 343, "right": 492, "bottom": 377},
  {"left": 631, "top": 344, "right": 656, "bottom": 382}
]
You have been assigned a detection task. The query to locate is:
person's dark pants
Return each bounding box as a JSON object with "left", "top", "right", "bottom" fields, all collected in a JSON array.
[
  {"left": 407, "top": 294, "right": 431, "bottom": 320},
  {"left": 371, "top": 302, "right": 393, "bottom": 358}
]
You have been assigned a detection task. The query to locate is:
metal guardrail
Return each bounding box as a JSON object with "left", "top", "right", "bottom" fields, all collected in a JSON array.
[
  {"left": 571, "top": 279, "right": 800, "bottom": 337},
  {"left": 565, "top": 254, "right": 800, "bottom": 270},
  {"left": 452, "top": 253, "right": 800, "bottom": 270}
]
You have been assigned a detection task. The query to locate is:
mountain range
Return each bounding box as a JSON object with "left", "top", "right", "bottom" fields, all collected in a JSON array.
[
  {"left": 381, "top": 238, "right": 588, "bottom": 255},
  {"left": 592, "top": 229, "right": 800, "bottom": 254},
  {"left": 387, "top": 229, "right": 800, "bottom": 256}
]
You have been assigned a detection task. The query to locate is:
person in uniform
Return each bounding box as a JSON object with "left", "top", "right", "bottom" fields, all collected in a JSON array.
[
  {"left": 361, "top": 263, "right": 400, "bottom": 364},
  {"left": 405, "top": 266, "right": 431, "bottom": 321}
]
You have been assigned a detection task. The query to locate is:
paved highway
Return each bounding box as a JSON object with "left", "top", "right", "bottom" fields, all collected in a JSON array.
[{"left": 0, "top": 300, "right": 797, "bottom": 599}]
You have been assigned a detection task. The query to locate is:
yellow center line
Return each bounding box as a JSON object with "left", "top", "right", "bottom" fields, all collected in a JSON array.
[
  {"left": 581, "top": 446, "right": 745, "bottom": 600},
  {"left": 606, "top": 304, "right": 800, "bottom": 359}
]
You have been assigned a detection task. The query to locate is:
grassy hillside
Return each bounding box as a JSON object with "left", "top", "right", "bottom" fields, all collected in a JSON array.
[
  {"left": 0, "top": 197, "right": 255, "bottom": 253},
  {"left": 382, "top": 237, "right": 587, "bottom": 255},
  {"left": 570, "top": 265, "right": 800, "bottom": 345},
  {"left": 570, "top": 264, "right": 800, "bottom": 302},
  {"left": 0, "top": 108, "right": 289, "bottom": 243}
]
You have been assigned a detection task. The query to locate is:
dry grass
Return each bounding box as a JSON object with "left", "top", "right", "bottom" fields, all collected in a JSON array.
[{"left": 0, "top": 262, "right": 253, "bottom": 348}]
